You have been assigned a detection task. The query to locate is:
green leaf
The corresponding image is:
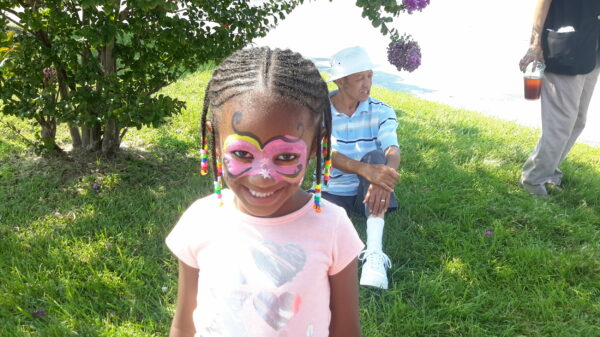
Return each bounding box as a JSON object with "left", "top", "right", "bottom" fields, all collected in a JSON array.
[{"left": 3, "top": 30, "right": 14, "bottom": 42}]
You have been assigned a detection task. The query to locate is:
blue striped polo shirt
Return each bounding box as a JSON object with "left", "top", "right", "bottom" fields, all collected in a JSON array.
[{"left": 324, "top": 91, "right": 399, "bottom": 196}]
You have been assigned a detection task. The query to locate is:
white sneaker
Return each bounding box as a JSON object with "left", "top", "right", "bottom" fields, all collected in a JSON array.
[{"left": 359, "top": 250, "right": 392, "bottom": 289}]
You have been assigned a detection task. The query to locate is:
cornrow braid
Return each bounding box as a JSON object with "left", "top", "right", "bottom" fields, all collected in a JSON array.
[{"left": 199, "top": 47, "right": 332, "bottom": 210}]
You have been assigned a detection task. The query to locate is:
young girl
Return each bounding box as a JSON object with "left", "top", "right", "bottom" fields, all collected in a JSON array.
[{"left": 166, "top": 47, "right": 364, "bottom": 337}]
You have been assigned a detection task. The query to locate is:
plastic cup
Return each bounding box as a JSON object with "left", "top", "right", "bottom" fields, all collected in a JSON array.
[{"left": 524, "top": 61, "right": 545, "bottom": 100}]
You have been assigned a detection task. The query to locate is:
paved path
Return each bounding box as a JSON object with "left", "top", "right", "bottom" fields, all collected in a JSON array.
[{"left": 254, "top": 0, "right": 600, "bottom": 147}]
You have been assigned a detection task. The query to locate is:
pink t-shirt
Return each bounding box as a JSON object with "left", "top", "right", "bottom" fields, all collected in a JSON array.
[{"left": 166, "top": 189, "right": 364, "bottom": 337}]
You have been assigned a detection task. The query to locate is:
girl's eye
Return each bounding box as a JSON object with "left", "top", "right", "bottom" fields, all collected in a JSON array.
[
  {"left": 276, "top": 153, "right": 298, "bottom": 162},
  {"left": 232, "top": 150, "right": 253, "bottom": 160}
]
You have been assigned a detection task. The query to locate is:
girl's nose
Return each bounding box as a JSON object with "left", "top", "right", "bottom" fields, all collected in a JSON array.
[{"left": 247, "top": 172, "right": 277, "bottom": 186}]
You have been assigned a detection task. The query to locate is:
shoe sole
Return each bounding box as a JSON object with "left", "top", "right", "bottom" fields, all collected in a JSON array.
[{"left": 360, "top": 275, "right": 388, "bottom": 289}]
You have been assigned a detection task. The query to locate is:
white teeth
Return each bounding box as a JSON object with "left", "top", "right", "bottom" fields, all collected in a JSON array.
[{"left": 249, "top": 189, "right": 275, "bottom": 198}]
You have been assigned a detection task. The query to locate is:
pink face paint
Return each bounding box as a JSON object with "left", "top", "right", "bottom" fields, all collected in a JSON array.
[{"left": 222, "top": 134, "right": 308, "bottom": 183}]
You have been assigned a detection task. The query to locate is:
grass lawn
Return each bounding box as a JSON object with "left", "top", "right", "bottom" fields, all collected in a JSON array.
[{"left": 1, "top": 69, "right": 600, "bottom": 337}]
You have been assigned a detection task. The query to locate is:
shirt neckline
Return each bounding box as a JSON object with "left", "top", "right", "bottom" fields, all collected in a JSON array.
[{"left": 329, "top": 90, "right": 370, "bottom": 117}]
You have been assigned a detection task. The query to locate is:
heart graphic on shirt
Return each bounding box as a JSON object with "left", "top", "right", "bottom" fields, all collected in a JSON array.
[
  {"left": 250, "top": 242, "right": 306, "bottom": 287},
  {"left": 253, "top": 291, "right": 302, "bottom": 331}
]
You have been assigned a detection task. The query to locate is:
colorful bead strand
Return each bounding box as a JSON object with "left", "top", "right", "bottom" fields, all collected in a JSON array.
[
  {"left": 200, "top": 141, "right": 209, "bottom": 175},
  {"left": 321, "top": 138, "right": 331, "bottom": 185},
  {"left": 313, "top": 183, "right": 322, "bottom": 213},
  {"left": 214, "top": 179, "right": 223, "bottom": 207},
  {"left": 323, "top": 159, "right": 332, "bottom": 185},
  {"left": 215, "top": 155, "right": 223, "bottom": 206}
]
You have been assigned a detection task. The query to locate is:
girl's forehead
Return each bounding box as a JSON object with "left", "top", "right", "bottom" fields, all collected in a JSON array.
[{"left": 218, "top": 92, "right": 315, "bottom": 138}]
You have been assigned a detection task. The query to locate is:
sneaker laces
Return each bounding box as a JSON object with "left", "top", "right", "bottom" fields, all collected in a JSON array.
[{"left": 358, "top": 250, "right": 392, "bottom": 270}]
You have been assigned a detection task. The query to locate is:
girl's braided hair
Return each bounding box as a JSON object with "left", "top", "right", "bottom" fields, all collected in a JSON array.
[{"left": 200, "top": 47, "right": 332, "bottom": 190}]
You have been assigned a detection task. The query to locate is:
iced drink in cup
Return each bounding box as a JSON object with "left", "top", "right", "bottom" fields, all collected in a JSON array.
[{"left": 524, "top": 61, "right": 545, "bottom": 100}]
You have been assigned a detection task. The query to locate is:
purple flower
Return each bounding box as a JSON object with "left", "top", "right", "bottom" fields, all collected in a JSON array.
[
  {"left": 402, "top": 0, "right": 430, "bottom": 14},
  {"left": 387, "top": 38, "right": 422, "bottom": 72},
  {"left": 485, "top": 231, "right": 493, "bottom": 236},
  {"left": 42, "top": 67, "right": 57, "bottom": 86},
  {"left": 92, "top": 183, "right": 101, "bottom": 190},
  {"left": 32, "top": 309, "right": 45, "bottom": 318}
]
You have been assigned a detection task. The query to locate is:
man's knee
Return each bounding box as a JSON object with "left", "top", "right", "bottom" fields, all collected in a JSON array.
[{"left": 360, "top": 149, "right": 386, "bottom": 165}]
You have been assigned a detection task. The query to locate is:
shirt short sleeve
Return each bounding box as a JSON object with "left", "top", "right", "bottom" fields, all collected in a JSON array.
[
  {"left": 328, "top": 209, "right": 365, "bottom": 275},
  {"left": 377, "top": 105, "right": 399, "bottom": 152},
  {"left": 165, "top": 200, "right": 205, "bottom": 269}
]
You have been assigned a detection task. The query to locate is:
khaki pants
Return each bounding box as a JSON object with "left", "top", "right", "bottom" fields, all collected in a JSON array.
[{"left": 521, "top": 58, "right": 600, "bottom": 187}]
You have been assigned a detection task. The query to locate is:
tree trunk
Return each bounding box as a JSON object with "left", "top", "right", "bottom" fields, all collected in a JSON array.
[
  {"left": 37, "top": 117, "right": 62, "bottom": 153},
  {"left": 81, "top": 124, "right": 90, "bottom": 149},
  {"left": 99, "top": 38, "right": 120, "bottom": 156},
  {"left": 89, "top": 123, "right": 102, "bottom": 152},
  {"left": 102, "top": 119, "right": 120, "bottom": 157},
  {"left": 69, "top": 124, "right": 82, "bottom": 150}
]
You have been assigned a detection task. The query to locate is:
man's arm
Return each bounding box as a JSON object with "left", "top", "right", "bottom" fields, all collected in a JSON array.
[
  {"left": 384, "top": 145, "right": 401, "bottom": 171},
  {"left": 331, "top": 145, "right": 400, "bottom": 216},
  {"left": 519, "top": 0, "right": 553, "bottom": 72},
  {"left": 331, "top": 150, "right": 398, "bottom": 193},
  {"left": 365, "top": 145, "right": 400, "bottom": 216}
]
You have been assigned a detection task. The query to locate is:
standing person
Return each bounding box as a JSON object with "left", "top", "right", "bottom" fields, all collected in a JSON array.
[
  {"left": 323, "top": 46, "right": 401, "bottom": 290},
  {"left": 519, "top": 0, "right": 600, "bottom": 196},
  {"left": 166, "top": 47, "right": 364, "bottom": 337}
]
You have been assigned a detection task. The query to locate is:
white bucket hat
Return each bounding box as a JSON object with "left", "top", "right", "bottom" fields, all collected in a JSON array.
[{"left": 328, "top": 46, "right": 377, "bottom": 82}]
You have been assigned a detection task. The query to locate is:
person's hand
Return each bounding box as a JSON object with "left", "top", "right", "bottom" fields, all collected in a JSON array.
[
  {"left": 364, "top": 184, "right": 391, "bottom": 217},
  {"left": 519, "top": 46, "right": 544, "bottom": 72},
  {"left": 361, "top": 163, "right": 399, "bottom": 193}
]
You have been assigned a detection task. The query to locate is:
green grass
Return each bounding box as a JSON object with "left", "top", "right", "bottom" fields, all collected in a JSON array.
[{"left": 2, "top": 70, "right": 600, "bottom": 336}]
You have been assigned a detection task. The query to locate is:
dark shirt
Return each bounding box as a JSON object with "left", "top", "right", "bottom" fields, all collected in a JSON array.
[{"left": 542, "top": 0, "right": 600, "bottom": 74}]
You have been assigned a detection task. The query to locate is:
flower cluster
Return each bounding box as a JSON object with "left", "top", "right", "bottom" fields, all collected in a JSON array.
[
  {"left": 402, "top": 0, "right": 430, "bottom": 14},
  {"left": 387, "top": 37, "right": 421, "bottom": 72},
  {"left": 42, "top": 67, "right": 57, "bottom": 87}
]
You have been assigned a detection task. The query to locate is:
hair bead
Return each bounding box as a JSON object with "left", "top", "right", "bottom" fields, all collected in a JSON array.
[
  {"left": 215, "top": 155, "right": 223, "bottom": 206},
  {"left": 216, "top": 152, "right": 223, "bottom": 177},
  {"left": 200, "top": 141, "right": 209, "bottom": 175},
  {"left": 313, "top": 183, "right": 322, "bottom": 213},
  {"left": 323, "top": 159, "right": 332, "bottom": 185}
]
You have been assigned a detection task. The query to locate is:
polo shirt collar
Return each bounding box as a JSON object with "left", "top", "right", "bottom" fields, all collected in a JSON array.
[{"left": 329, "top": 90, "right": 370, "bottom": 117}]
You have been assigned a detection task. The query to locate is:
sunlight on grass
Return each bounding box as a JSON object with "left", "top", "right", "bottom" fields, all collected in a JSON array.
[{"left": 444, "top": 257, "right": 470, "bottom": 282}]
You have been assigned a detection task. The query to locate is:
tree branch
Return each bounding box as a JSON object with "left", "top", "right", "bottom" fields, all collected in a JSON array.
[
  {"left": 2, "top": 7, "right": 21, "bottom": 16},
  {"left": 0, "top": 13, "right": 27, "bottom": 31},
  {"left": 147, "top": 83, "right": 167, "bottom": 97},
  {"left": 0, "top": 120, "right": 37, "bottom": 147},
  {"left": 118, "top": 5, "right": 132, "bottom": 21}
]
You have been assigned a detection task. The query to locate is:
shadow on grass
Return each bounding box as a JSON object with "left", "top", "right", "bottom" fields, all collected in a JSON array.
[{"left": 0, "top": 139, "right": 213, "bottom": 336}]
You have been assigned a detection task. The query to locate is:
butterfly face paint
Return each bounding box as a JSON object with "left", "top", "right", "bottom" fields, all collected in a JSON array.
[{"left": 222, "top": 134, "right": 308, "bottom": 183}]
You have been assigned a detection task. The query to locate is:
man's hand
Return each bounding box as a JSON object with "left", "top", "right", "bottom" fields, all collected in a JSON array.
[
  {"left": 364, "top": 184, "right": 391, "bottom": 217},
  {"left": 519, "top": 47, "right": 544, "bottom": 72},
  {"left": 361, "top": 163, "right": 399, "bottom": 193},
  {"left": 361, "top": 163, "right": 399, "bottom": 216}
]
